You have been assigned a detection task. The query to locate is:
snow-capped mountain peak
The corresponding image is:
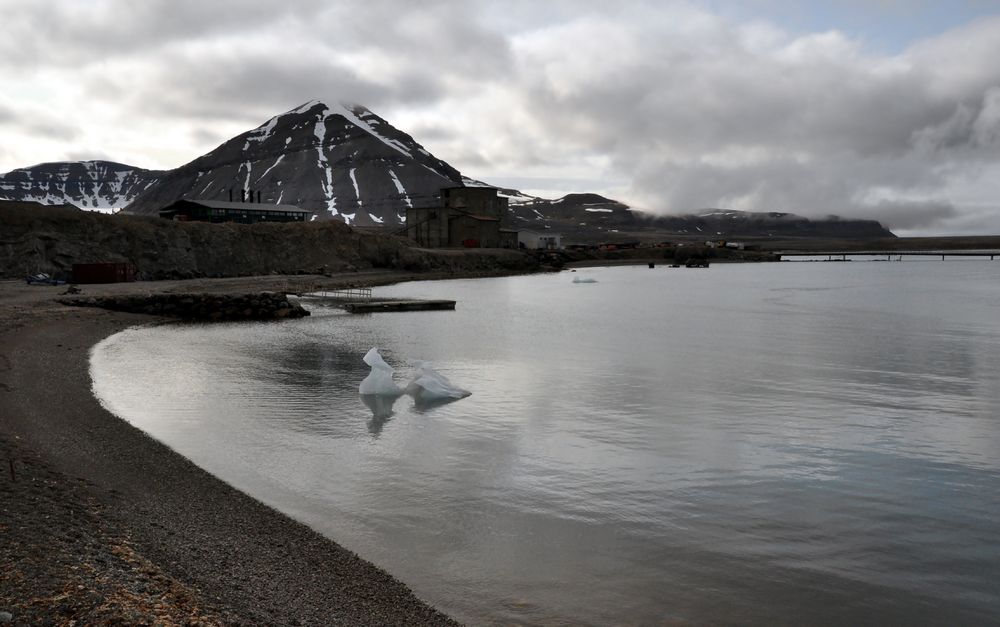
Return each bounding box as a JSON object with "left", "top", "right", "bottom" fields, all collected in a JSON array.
[{"left": 123, "top": 100, "right": 464, "bottom": 225}]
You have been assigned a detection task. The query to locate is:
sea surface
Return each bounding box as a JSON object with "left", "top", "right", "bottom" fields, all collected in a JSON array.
[{"left": 91, "top": 261, "right": 1000, "bottom": 625}]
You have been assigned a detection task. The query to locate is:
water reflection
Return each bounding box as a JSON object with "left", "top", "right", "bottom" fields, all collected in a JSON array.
[
  {"left": 360, "top": 393, "right": 397, "bottom": 436},
  {"left": 411, "top": 394, "right": 467, "bottom": 413},
  {"left": 90, "top": 262, "right": 1000, "bottom": 626}
]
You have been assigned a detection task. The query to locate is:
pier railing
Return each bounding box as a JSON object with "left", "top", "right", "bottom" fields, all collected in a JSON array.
[{"left": 304, "top": 287, "right": 373, "bottom": 302}]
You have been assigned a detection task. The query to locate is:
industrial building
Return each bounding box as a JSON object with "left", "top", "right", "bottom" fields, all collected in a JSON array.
[
  {"left": 405, "top": 186, "right": 517, "bottom": 248},
  {"left": 159, "top": 199, "right": 312, "bottom": 224}
]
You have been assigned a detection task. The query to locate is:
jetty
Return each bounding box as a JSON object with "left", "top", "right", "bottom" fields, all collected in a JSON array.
[
  {"left": 776, "top": 250, "right": 1000, "bottom": 261},
  {"left": 344, "top": 300, "right": 456, "bottom": 313}
]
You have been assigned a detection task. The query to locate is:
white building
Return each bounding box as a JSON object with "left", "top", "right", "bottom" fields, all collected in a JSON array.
[{"left": 518, "top": 230, "right": 562, "bottom": 250}]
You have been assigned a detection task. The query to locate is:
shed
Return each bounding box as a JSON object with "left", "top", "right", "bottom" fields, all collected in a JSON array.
[
  {"left": 517, "top": 230, "right": 563, "bottom": 250},
  {"left": 72, "top": 262, "right": 136, "bottom": 284}
]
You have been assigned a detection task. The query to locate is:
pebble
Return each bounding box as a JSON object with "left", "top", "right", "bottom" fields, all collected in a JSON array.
[{"left": 0, "top": 611, "right": 13, "bottom": 624}]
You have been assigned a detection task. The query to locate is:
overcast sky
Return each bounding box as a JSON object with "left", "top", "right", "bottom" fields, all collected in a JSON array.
[{"left": 2, "top": 0, "right": 1000, "bottom": 235}]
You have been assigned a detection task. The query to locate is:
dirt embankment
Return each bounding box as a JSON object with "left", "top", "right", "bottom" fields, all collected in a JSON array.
[{"left": 0, "top": 202, "right": 539, "bottom": 280}]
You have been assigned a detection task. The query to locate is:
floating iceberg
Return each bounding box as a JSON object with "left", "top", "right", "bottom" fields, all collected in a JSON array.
[
  {"left": 405, "top": 362, "right": 471, "bottom": 401},
  {"left": 572, "top": 276, "right": 597, "bottom": 284},
  {"left": 358, "top": 347, "right": 403, "bottom": 395}
]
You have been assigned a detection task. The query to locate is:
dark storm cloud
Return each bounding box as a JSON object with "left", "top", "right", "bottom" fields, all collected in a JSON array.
[
  {"left": 1, "top": 0, "right": 512, "bottom": 134},
  {"left": 0, "top": 1, "right": 324, "bottom": 68}
]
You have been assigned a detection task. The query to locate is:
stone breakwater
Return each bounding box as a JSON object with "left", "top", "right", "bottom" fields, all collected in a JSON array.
[{"left": 59, "top": 291, "right": 310, "bottom": 321}]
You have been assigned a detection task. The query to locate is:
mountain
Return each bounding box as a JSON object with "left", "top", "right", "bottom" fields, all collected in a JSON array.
[
  {"left": 640, "top": 208, "right": 895, "bottom": 239},
  {"left": 124, "top": 101, "right": 463, "bottom": 226},
  {"left": 0, "top": 160, "right": 161, "bottom": 210},
  {"left": 0, "top": 101, "right": 895, "bottom": 240},
  {"left": 492, "top": 193, "right": 894, "bottom": 241}
]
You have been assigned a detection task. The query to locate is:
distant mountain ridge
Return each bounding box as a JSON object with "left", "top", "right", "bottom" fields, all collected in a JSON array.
[
  {"left": 0, "top": 160, "right": 160, "bottom": 210},
  {"left": 0, "top": 101, "right": 895, "bottom": 239},
  {"left": 494, "top": 193, "right": 894, "bottom": 240}
]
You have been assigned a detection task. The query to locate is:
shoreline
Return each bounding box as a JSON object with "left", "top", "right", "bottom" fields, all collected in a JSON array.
[{"left": 0, "top": 273, "right": 468, "bottom": 625}]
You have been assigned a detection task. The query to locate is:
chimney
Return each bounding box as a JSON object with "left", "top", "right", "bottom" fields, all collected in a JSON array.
[
  {"left": 241, "top": 189, "right": 246, "bottom": 202},
  {"left": 257, "top": 190, "right": 261, "bottom": 203}
]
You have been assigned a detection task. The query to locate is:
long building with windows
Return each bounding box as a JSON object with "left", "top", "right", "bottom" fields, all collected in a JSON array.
[{"left": 159, "top": 199, "right": 312, "bottom": 224}]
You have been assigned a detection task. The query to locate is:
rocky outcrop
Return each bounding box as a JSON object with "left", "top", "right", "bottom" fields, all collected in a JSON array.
[
  {"left": 0, "top": 201, "right": 538, "bottom": 280},
  {"left": 59, "top": 292, "right": 310, "bottom": 321}
]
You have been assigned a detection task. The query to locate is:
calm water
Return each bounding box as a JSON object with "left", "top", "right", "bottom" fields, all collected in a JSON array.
[{"left": 91, "top": 262, "right": 1000, "bottom": 625}]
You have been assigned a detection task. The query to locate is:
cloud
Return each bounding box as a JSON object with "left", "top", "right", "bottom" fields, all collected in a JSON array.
[
  {"left": 64, "top": 149, "right": 116, "bottom": 163},
  {"left": 2, "top": 1, "right": 1000, "bottom": 233},
  {"left": 478, "top": 7, "right": 1000, "bottom": 231}
]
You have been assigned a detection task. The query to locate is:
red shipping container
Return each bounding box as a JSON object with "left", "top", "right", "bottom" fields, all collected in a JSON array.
[{"left": 72, "top": 262, "right": 136, "bottom": 284}]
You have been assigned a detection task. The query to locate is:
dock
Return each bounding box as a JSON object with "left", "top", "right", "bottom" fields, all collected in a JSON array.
[{"left": 344, "top": 300, "right": 456, "bottom": 313}]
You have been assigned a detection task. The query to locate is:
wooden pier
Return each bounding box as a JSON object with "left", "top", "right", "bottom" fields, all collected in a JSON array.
[
  {"left": 776, "top": 250, "right": 1000, "bottom": 261},
  {"left": 344, "top": 300, "right": 456, "bottom": 313}
]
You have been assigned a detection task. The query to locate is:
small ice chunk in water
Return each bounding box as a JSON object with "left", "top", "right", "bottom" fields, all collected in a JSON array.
[
  {"left": 406, "top": 362, "right": 470, "bottom": 401},
  {"left": 358, "top": 347, "right": 402, "bottom": 395}
]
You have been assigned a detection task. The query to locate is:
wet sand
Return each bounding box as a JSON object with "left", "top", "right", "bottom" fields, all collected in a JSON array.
[{"left": 0, "top": 274, "right": 463, "bottom": 625}]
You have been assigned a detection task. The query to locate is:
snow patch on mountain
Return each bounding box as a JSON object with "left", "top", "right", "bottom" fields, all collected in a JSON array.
[
  {"left": 337, "top": 103, "right": 412, "bottom": 158},
  {"left": 388, "top": 169, "right": 412, "bottom": 208},
  {"left": 0, "top": 160, "right": 160, "bottom": 211},
  {"left": 313, "top": 105, "right": 339, "bottom": 217}
]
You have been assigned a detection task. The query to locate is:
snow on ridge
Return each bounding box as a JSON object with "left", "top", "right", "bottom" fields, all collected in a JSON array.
[
  {"left": 333, "top": 102, "right": 412, "bottom": 158},
  {"left": 248, "top": 115, "right": 279, "bottom": 143},
  {"left": 460, "top": 176, "right": 493, "bottom": 188},
  {"left": 256, "top": 154, "right": 284, "bottom": 184},
  {"left": 348, "top": 167, "right": 362, "bottom": 208},
  {"left": 698, "top": 210, "right": 743, "bottom": 217},
  {"left": 313, "top": 105, "right": 339, "bottom": 217},
  {"left": 584, "top": 208, "right": 613, "bottom": 213},
  {"left": 388, "top": 168, "right": 412, "bottom": 208},
  {"left": 291, "top": 100, "right": 322, "bottom": 115},
  {"left": 369, "top": 212, "right": 384, "bottom": 224},
  {"left": 241, "top": 160, "right": 253, "bottom": 194}
]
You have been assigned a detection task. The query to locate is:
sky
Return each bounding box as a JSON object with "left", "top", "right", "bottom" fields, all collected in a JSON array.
[{"left": 2, "top": 0, "right": 1000, "bottom": 235}]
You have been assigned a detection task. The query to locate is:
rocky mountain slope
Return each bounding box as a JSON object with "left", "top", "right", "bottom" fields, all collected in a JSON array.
[
  {"left": 0, "top": 201, "right": 536, "bottom": 279},
  {"left": 124, "top": 101, "right": 463, "bottom": 226},
  {"left": 0, "top": 160, "right": 161, "bottom": 210}
]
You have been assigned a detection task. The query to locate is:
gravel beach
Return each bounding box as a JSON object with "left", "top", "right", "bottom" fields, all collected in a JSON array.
[{"left": 0, "top": 274, "right": 462, "bottom": 626}]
